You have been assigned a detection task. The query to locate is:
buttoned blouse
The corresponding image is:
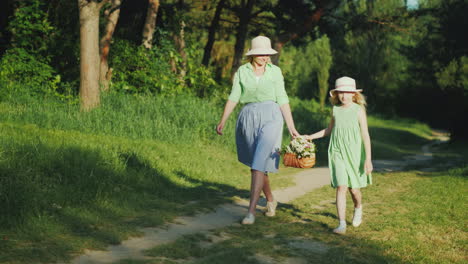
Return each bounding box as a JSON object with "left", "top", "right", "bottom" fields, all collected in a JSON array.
[{"left": 228, "top": 63, "right": 289, "bottom": 106}]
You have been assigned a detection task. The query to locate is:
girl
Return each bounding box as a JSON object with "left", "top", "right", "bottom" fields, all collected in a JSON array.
[{"left": 306, "top": 76, "right": 373, "bottom": 234}]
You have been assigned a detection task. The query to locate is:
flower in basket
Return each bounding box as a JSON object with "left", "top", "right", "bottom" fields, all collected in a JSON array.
[
  {"left": 282, "top": 136, "right": 316, "bottom": 168},
  {"left": 283, "top": 136, "right": 316, "bottom": 158}
]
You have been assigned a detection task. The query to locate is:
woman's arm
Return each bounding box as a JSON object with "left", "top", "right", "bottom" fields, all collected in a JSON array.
[
  {"left": 279, "top": 103, "right": 300, "bottom": 138},
  {"left": 306, "top": 113, "right": 334, "bottom": 140},
  {"left": 358, "top": 107, "right": 373, "bottom": 174},
  {"left": 216, "top": 100, "right": 238, "bottom": 135}
]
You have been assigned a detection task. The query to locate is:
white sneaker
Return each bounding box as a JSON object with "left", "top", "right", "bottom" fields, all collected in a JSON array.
[
  {"left": 265, "top": 199, "right": 277, "bottom": 217},
  {"left": 241, "top": 213, "right": 255, "bottom": 225},
  {"left": 352, "top": 206, "right": 363, "bottom": 227},
  {"left": 333, "top": 222, "right": 347, "bottom": 234}
]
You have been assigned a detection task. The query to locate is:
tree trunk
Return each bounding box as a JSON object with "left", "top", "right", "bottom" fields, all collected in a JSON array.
[
  {"left": 202, "top": 0, "right": 226, "bottom": 66},
  {"left": 272, "top": 3, "right": 325, "bottom": 65},
  {"left": 100, "top": 0, "right": 121, "bottom": 91},
  {"left": 230, "top": 0, "right": 256, "bottom": 78},
  {"left": 174, "top": 20, "right": 187, "bottom": 79},
  {"left": 142, "top": 0, "right": 160, "bottom": 49},
  {"left": 78, "top": 0, "right": 106, "bottom": 111}
]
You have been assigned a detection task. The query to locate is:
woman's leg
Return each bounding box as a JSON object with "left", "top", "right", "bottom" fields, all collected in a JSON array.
[
  {"left": 263, "top": 173, "right": 277, "bottom": 217},
  {"left": 262, "top": 173, "right": 274, "bottom": 202},
  {"left": 248, "top": 169, "right": 265, "bottom": 215}
]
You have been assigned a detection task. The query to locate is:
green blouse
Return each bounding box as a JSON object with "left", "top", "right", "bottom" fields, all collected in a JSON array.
[{"left": 228, "top": 62, "right": 289, "bottom": 106}]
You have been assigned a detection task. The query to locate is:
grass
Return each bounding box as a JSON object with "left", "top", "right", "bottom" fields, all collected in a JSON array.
[
  {"left": 0, "top": 93, "right": 444, "bottom": 263},
  {"left": 0, "top": 93, "right": 249, "bottom": 263},
  {"left": 368, "top": 116, "right": 433, "bottom": 160},
  {"left": 140, "top": 160, "right": 467, "bottom": 264}
]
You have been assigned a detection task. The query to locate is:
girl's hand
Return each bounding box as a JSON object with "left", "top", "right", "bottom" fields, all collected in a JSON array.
[
  {"left": 304, "top": 135, "right": 314, "bottom": 141},
  {"left": 216, "top": 122, "right": 225, "bottom": 135},
  {"left": 365, "top": 159, "right": 373, "bottom": 174}
]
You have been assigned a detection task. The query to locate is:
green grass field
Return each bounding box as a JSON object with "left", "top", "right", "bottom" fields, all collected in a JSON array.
[
  {"left": 136, "top": 166, "right": 467, "bottom": 264},
  {"left": 0, "top": 93, "right": 462, "bottom": 263},
  {"left": 134, "top": 148, "right": 468, "bottom": 264}
]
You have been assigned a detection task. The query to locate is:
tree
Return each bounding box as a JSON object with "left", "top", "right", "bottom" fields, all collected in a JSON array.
[
  {"left": 142, "top": 0, "right": 160, "bottom": 49},
  {"left": 312, "top": 35, "right": 332, "bottom": 108},
  {"left": 78, "top": 0, "right": 108, "bottom": 110},
  {"left": 100, "top": 0, "right": 122, "bottom": 91},
  {"left": 172, "top": 0, "right": 188, "bottom": 79},
  {"left": 230, "top": 0, "right": 256, "bottom": 78},
  {"left": 202, "top": 0, "right": 226, "bottom": 66},
  {"left": 271, "top": 0, "right": 327, "bottom": 65}
]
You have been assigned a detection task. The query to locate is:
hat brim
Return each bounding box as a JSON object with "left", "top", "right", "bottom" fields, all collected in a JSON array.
[
  {"left": 245, "top": 48, "right": 278, "bottom": 56},
  {"left": 329, "top": 89, "right": 363, "bottom": 97}
]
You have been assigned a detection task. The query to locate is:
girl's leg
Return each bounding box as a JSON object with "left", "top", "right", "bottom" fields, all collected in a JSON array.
[
  {"left": 336, "top": 185, "right": 348, "bottom": 221},
  {"left": 334, "top": 185, "right": 348, "bottom": 234},
  {"left": 348, "top": 188, "right": 362, "bottom": 208},
  {"left": 349, "top": 188, "right": 363, "bottom": 227}
]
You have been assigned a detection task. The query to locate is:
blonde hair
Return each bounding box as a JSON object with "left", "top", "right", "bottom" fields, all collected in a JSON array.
[
  {"left": 330, "top": 91, "right": 367, "bottom": 108},
  {"left": 246, "top": 55, "right": 272, "bottom": 64}
]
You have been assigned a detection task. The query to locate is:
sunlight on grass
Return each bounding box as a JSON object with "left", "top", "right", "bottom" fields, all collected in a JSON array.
[
  {"left": 139, "top": 140, "right": 468, "bottom": 264},
  {"left": 0, "top": 93, "right": 453, "bottom": 263}
]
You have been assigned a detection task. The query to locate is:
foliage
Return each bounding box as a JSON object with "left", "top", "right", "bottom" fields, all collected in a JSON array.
[
  {"left": 436, "top": 56, "right": 468, "bottom": 95},
  {"left": 184, "top": 39, "right": 225, "bottom": 98},
  {"left": 6, "top": 0, "right": 55, "bottom": 55},
  {"left": 280, "top": 34, "right": 333, "bottom": 104},
  {"left": 110, "top": 38, "right": 182, "bottom": 95},
  {"left": 0, "top": 48, "right": 66, "bottom": 99}
]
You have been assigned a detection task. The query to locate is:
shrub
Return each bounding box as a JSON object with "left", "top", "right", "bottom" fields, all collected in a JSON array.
[
  {"left": 110, "top": 39, "right": 182, "bottom": 95},
  {"left": 0, "top": 48, "right": 61, "bottom": 98}
]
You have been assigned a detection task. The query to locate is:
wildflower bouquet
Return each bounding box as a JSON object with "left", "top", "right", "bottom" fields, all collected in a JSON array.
[{"left": 283, "top": 136, "right": 316, "bottom": 168}]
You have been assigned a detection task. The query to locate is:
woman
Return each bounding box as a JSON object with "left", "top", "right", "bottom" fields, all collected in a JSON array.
[{"left": 216, "top": 36, "right": 299, "bottom": 225}]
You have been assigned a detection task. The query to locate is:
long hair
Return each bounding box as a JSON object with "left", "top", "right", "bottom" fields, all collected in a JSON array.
[{"left": 330, "top": 91, "right": 367, "bottom": 108}]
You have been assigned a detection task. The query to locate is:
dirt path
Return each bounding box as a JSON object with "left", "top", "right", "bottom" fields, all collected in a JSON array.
[
  {"left": 64, "top": 133, "right": 449, "bottom": 264},
  {"left": 65, "top": 168, "right": 330, "bottom": 264}
]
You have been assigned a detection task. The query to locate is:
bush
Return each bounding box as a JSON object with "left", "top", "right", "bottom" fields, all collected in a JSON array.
[
  {"left": 110, "top": 39, "right": 182, "bottom": 95},
  {"left": 0, "top": 48, "right": 62, "bottom": 98}
]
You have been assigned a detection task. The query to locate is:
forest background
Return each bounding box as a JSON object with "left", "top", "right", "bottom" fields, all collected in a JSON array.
[{"left": 0, "top": 0, "right": 467, "bottom": 138}]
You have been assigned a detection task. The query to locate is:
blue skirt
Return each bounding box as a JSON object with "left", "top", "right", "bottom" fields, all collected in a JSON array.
[{"left": 235, "top": 101, "right": 284, "bottom": 173}]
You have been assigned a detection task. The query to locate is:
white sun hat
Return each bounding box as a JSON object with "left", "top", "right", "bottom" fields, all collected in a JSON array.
[
  {"left": 329, "top": 76, "right": 362, "bottom": 96},
  {"left": 245, "top": 36, "right": 278, "bottom": 56}
]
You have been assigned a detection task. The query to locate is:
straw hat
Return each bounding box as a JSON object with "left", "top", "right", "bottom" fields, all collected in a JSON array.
[
  {"left": 245, "top": 36, "right": 278, "bottom": 56},
  {"left": 329, "top": 76, "right": 362, "bottom": 96}
]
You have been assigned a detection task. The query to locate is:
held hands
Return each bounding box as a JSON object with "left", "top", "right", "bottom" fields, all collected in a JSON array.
[{"left": 290, "top": 128, "right": 300, "bottom": 138}]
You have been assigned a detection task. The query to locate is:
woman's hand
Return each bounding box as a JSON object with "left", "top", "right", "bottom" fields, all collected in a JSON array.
[
  {"left": 216, "top": 122, "right": 225, "bottom": 135},
  {"left": 365, "top": 159, "right": 373, "bottom": 174},
  {"left": 216, "top": 100, "right": 237, "bottom": 136},
  {"left": 289, "top": 128, "right": 300, "bottom": 138}
]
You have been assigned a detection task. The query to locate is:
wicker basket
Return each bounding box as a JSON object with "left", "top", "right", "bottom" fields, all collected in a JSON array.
[{"left": 283, "top": 153, "right": 316, "bottom": 168}]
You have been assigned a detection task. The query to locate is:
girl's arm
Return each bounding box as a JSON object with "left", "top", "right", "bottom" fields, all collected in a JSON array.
[
  {"left": 358, "top": 107, "right": 373, "bottom": 174},
  {"left": 216, "top": 100, "right": 238, "bottom": 135},
  {"left": 279, "top": 103, "right": 300, "bottom": 138},
  {"left": 306, "top": 114, "right": 335, "bottom": 140}
]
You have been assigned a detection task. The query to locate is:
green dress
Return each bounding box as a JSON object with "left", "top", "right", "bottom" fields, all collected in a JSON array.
[{"left": 328, "top": 103, "right": 372, "bottom": 188}]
